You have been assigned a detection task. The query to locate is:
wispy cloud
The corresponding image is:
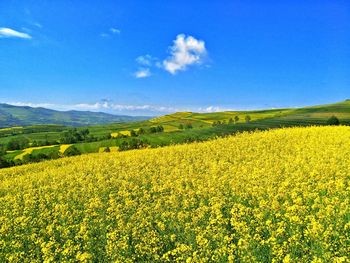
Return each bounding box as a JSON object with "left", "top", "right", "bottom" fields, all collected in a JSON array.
[
  {"left": 136, "top": 55, "right": 153, "bottom": 66},
  {"left": 134, "top": 55, "right": 159, "bottom": 78},
  {"left": 100, "top": 27, "right": 121, "bottom": 38},
  {"left": 134, "top": 68, "right": 151, "bottom": 78},
  {"left": 110, "top": 27, "right": 121, "bottom": 34},
  {"left": 32, "top": 22, "right": 42, "bottom": 28},
  {"left": 0, "top": 27, "right": 32, "bottom": 39},
  {"left": 163, "top": 34, "right": 207, "bottom": 74}
]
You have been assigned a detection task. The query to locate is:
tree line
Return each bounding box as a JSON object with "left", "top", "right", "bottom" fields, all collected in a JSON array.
[
  {"left": 114, "top": 125, "right": 165, "bottom": 138},
  {"left": 212, "top": 115, "right": 251, "bottom": 127}
]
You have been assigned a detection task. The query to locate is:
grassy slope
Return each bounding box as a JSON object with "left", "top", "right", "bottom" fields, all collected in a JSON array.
[
  {"left": 255, "top": 100, "right": 350, "bottom": 125},
  {"left": 148, "top": 100, "right": 350, "bottom": 128}
]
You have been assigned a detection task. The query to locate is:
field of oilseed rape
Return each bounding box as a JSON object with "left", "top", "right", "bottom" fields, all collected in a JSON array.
[{"left": 1, "top": 126, "right": 350, "bottom": 262}]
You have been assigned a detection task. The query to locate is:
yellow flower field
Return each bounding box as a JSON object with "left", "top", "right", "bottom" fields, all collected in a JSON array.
[
  {"left": 14, "top": 145, "right": 57, "bottom": 160},
  {"left": 1, "top": 126, "right": 350, "bottom": 262},
  {"left": 111, "top": 130, "right": 134, "bottom": 138},
  {"left": 59, "top": 144, "right": 72, "bottom": 154},
  {"left": 98, "top": 147, "right": 118, "bottom": 153}
]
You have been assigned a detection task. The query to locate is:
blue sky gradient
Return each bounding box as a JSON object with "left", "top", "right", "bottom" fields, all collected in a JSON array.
[{"left": 0, "top": 0, "right": 349, "bottom": 115}]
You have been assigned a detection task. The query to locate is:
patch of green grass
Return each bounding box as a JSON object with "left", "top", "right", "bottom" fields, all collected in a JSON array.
[
  {"left": 3, "top": 150, "right": 22, "bottom": 161},
  {"left": 74, "top": 140, "right": 119, "bottom": 153}
]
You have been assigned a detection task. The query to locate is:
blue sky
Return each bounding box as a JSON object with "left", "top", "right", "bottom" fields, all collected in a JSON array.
[{"left": 0, "top": 0, "right": 349, "bottom": 116}]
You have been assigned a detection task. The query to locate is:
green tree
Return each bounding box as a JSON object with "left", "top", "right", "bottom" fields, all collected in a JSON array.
[
  {"left": 149, "top": 126, "right": 164, "bottom": 133},
  {"left": 60, "top": 128, "right": 91, "bottom": 144},
  {"left": 178, "top": 124, "right": 184, "bottom": 130},
  {"left": 245, "top": 115, "right": 251, "bottom": 123},
  {"left": 7, "top": 136, "right": 30, "bottom": 150},
  {"left": 149, "top": 127, "right": 157, "bottom": 133},
  {"left": 80, "top": 129, "right": 90, "bottom": 140},
  {"left": 119, "top": 141, "right": 129, "bottom": 151},
  {"left": 129, "top": 138, "right": 139, "bottom": 149},
  {"left": 0, "top": 145, "right": 6, "bottom": 156},
  {"left": 130, "top": 130, "right": 138, "bottom": 137},
  {"left": 119, "top": 138, "right": 149, "bottom": 151},
  {"left": 138, "top": 128, "right": 146, "bottom": 135},
  {"left": 64, "top": 145, "right": 81, "bottom": 157},
  {"left": 228, "top": 118, "right": 234, "bottom": 124},
  {"left": 327, "top": 116, "right": 340, "bottom": 126},
  {"left": 185, "top": 123, "right": 193, "bottom": 129},
  {"left": 60, "top": 131, "right": 76, "bottom": 144},
  {"left": 156, "top": 125, "right": 164, "bottom": 132},
  {"left": 234, "top": 116, "right": 239, "bottom": 123},
  {"left": 0, "top": 157, "right": 12, "bottom": 168}
]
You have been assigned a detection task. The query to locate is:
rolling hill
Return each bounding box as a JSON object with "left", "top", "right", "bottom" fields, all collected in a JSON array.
[
  {"left": 149, "top": 100, "right": 350, "bottom": 129},
  {"left": 0, "top": 103, "right": 149, "bottom": 127},
  {"left": 1, "top": 99, "right": 350, "bottom": 168}
]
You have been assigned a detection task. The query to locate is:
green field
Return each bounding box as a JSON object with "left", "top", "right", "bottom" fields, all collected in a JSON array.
[{"left": 1, "top": 100, "right": 350, "bottom": 167}]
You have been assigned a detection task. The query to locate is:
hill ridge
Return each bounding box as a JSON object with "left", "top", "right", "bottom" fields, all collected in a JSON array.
[{"left": 0, "top": 103, "right": 149, "bottom": 128}]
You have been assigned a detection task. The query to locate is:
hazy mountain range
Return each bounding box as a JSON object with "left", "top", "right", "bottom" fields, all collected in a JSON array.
[{"left": 0, "top": 103, "right": 150, "bottom": 128}]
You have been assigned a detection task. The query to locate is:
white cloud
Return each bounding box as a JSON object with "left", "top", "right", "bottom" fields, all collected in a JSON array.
[
  {"left": 33, "top": 22, "right": 42, "bottom": 28},
  {"left": 134, "top": 55, "right": 159, "bottom": 78},
  {"left": 134, "top": 68, "right": 151, "bottom": 78},
  {"left": 132, "top": 34, "right": 207, "bottom": 78},
  {"left": 197, "top": 106, "right": 231, "bottom": 113},
  {"left": 163, "top": 34, "right": 206, "bottom": 74},
  {"left": 136, "top": 55, "right": 153, "bottom": 66},
  {"left": 110, "top": 27, "right": 121, "bottom": 34},
  {"left": 7, "top": 101, "right": 178, "bottom": 114},
  {"left": 8, "top": 102, "right": 55, "bottom": 108},
  {"left": 73, "top": 102, "right": 179, "bottom": 113},
  {"left": 100, "top": 27, "right": 121, "bottom": 38},
  {"left": 0, "top": 27, "right": 32, "bottom": 39},
  {"left": 5, "top": 101, "right": 237, "bottom": 115}
]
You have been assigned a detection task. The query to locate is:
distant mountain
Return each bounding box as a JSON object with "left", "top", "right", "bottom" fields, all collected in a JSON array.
[{"left": 0, "top": 103, "right": 150, "bottom": 128}]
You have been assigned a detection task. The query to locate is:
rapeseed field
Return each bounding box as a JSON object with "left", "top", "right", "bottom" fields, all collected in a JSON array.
[{"left": 1, "top": 126, "right": 350, "bottom": 262}]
